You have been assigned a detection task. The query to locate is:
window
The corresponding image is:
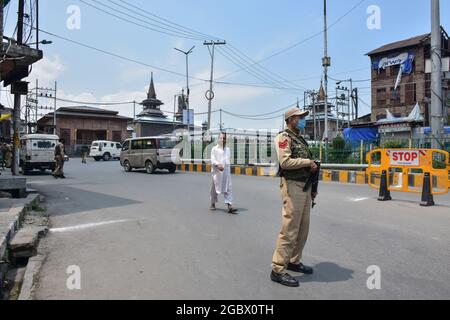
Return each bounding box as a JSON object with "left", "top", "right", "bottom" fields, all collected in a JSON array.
[
  {"left": 425, "top": 73, "right": 431, "bottom": 98},
  {"left": 390, "top": 65, "right": 400, "bottom": 77},
  {"left": 389, "top": 86, "right": 401, "bottom": 103},
  {"left": 142, "top": 139, "right": 155, "bottom": 149},
  {"left": 377, "top": 68, "right": 386, "bottom": 79},
  {"left": 116, "top": 143, "right": 122, "bottom": 149},
  {"left": 131, "top": 140, "right": 142, "bottom": 150},
  {"left": 159, "top": 139, "right": 177, "bottom": 149},
  {"left": 110, "top": 143, "right": 114, "bottom": 148},
  {"left": 405, "top": 83, "right": 417, "bottom": 105},
  {"left": 376, "top": 88, "right": 387, "bottom": 106},
  {"left": 35, "top": 140, "right": 55, "bottom": 149},
  {"left": 122, "top": 141, "right": 130, "bottom": 151}
]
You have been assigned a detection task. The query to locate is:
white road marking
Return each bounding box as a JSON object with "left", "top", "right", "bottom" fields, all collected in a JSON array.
[
  {"left": 50, "top": 219, "right": 131, "bottom": 233},
  {"left": 351, "top": 197, "right": 369, "bottom": 202}
]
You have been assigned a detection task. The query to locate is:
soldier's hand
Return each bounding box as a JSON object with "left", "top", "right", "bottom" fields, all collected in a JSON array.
[
  {"left": 217, "top": 164, "right": 225, "bottom": 172},
  {"left": 310, "top": 160, "right": 318, "bottom": 173}
]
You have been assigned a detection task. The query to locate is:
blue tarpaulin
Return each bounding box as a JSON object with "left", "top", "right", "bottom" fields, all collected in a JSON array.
[
  {"left": 423, "top": 127, "right": 450, "bottom": 135},
  {"left": 343, "top": 127, "right": 379, "bottom": 145}
]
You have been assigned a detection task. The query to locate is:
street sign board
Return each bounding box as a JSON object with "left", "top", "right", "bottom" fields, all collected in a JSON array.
[{"left": 387, "top": 150, "right": 425, "bottom": 166}]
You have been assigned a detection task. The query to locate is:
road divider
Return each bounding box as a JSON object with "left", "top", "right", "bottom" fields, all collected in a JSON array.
[{"left": 177, "top": 164, "right": 370, "bottom": 185}]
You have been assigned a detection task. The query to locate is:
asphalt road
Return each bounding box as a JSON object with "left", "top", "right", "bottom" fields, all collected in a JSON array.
[{"left": 26, "top": 159, "right": 450, "bottom": 300}]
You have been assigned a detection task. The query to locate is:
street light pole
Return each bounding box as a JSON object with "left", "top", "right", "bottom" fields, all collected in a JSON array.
[
  {"left": 323, "top": 0, "right": 331, "bottom": 161},
  {"left": 204, "top": 40, "right": 226, "bottom": 130},
  {"left": 174, "top": 46, "right": 195, "bottom": 111}
]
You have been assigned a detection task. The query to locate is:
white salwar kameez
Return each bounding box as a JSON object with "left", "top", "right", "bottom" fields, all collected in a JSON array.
[{"left": 210, "top": 144, "right": 233, "bottom": 205}]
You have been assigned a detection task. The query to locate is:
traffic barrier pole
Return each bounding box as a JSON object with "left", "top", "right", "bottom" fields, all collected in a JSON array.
[
  {"left": 420, "top": 172, "right": 435, "bottom": 207},
  {"left": 378, "top": 170, "right": 392, "bottom": 201}
]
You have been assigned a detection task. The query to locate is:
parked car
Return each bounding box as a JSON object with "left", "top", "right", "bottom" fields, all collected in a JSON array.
[
  {"left": 89, "top": 140, "right": 122, "bottom": 161},
  {"left": 120, "top": 136, "right": 179, "bottom": 174},
  {"left": 19, "top": 134, "right": 59, "bottom": 174}
]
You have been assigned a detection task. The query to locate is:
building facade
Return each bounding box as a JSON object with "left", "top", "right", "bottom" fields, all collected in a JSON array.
[
  {"left": 367, "top": 28, "right": 450, "bottom": 125},
  {"left": 37, "top": 106, "right": 131, "bottom": 156}
]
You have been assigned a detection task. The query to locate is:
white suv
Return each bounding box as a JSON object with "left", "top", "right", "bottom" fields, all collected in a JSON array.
[{"left": 89, "top": 140, "right": 122, "bottom": 161}]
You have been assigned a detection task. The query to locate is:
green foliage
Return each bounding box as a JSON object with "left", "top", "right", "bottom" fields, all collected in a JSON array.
[
  {"left": 382, "top": 140, "right": 408, "bottom": 149},
  {"left": 328, "top": 135, "right": 352, "bottom": 164}
]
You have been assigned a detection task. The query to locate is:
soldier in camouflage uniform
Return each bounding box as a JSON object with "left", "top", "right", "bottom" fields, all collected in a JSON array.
[
  {"left": 270, "top": 108, "right": 319, "bottom": 287},
  {"left": 53, "top": 138, "right": 66, "bottom": 179}
]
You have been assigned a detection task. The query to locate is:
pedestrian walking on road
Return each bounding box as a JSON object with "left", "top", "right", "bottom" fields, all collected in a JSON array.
[
  {"left": 270, "top": 108, "right": 318, "bottom": 287},
  {"left": 210, "top": 132, "right": 237, "bottom": 214},
  {"left": 53, "top": 138, "right": 66, "bottom": 179}
]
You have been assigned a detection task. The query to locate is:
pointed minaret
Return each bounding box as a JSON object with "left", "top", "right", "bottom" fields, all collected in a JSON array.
[
  {"left": 318, "top": 80, "right": 326, "bottom": 102},
  {"left": 147, "top": 72, "right": 157, "bottom": 99},
  {"left": 138, "top": 73, "right": 165, "bottom": 118}
]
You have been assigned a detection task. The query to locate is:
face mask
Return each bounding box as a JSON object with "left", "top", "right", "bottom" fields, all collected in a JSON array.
[{"left": 296, "top": 118, "right": 306, "bottom": 130}]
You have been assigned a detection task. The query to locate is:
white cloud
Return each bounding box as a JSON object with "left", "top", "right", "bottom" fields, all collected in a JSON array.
[{"left": 26, "top": 55, "right": 66, "bottom": 87}]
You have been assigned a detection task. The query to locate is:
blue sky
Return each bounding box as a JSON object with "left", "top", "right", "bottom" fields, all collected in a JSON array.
[{"left": 1, "top": 0, "right": 449, "bottom": 130}]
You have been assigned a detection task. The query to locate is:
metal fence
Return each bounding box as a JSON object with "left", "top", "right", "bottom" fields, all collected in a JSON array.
[{"left": 176, "top": 129, "right": 450, "bottom": 166}]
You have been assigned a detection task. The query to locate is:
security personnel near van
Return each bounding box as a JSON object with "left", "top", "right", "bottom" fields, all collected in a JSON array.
[
  {"left": 53, "top": 138, "right": 66, "bottom": 179},
  {"left": 4, "top": 143, "right": 12, "bottom": 169},
  {"left": 270, "top": 108, "right": 318, "bottom": 287}
]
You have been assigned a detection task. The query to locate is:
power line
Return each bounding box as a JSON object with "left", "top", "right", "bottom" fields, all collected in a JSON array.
[
  {"left": 31, "top": 25, "right": 203, "bottom": 80},
  {"left": 216, "top": 46, "right": 302, "bottom": 93},
  {"left": 88, "top": 0, "right": 304, "bottom": 92},
  {"left": 107, "top": 0, "right": 210, "bottom": 39},
  {"left": 216, "top": 0, "right": 368, "bottom": 81},
  {"left": 117, "top": 0, "right": 217, "bottom": 40},
  {"left": 225, "top": 44, "right": 307, "bottom": 90},
  {"left": 224, "top": 45, "right": 307, "bottom": 91},
  {"left": 93, "top": 0, "right": 364, "bottom": 92},
  {"left": 222, "top": 100, "right": 301, "bottom": 119},
  {"left": 222, "top": 110, "right": 286, "bottom": 121},
  {"left": 31, "top": 27, "right": 317, "bottom": 93},
  {"left": 79, "top": 0, "right": 203, "bottom": 40},
  {"left": 55, "top": 97, "right": 134, "bottom": 105}
]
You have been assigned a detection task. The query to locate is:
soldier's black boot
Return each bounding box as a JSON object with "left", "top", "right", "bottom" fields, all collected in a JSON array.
[
  {"left": 270, "top": 271, "right": 299, "bottom": 287},
  {"left": 287, "top": 263, "right": 314, "bottom": 274}
]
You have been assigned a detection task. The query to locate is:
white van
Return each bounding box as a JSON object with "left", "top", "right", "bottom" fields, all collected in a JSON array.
[
  {"left": 20, "top": 134, "right": 59, "bottom": 174},
  {"left": 89, "top": 140, "right": 122, "bottom": 161}
]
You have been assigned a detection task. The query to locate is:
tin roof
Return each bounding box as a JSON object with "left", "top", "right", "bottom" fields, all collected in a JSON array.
[{"left": 367, "top": 33, "right": 430, "bottom": 56}]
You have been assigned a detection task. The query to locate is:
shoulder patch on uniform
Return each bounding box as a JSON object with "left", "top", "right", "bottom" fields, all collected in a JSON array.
[{"left": 278, "top": 139, "right": 288, "bottom": 150}]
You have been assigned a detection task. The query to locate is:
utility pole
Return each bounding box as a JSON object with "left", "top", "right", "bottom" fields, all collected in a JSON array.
[
  {"left": 431, "top": 0, "right": 443, "bottom": 149},
  {"left": 174, "top": 46, "right": 195, "bottom": 110},
  {"left": 12, "top": 0, "right": 25, "bottom": 176},
  {"left": 204, "top": 40, "right": 226, "bottom": 130},
  {"left": 173, "top": 95, "right": 177, "bottom": 132},
  {"left": 53, "top": 81, "right": 57, "bottom": 134},
  {"left": 312, "top": 93, "right": 317, "bottom": 141},
  {"left": 349, "top": 78, "right": 354, "bottom": 122},
  {"left": 0, "top": 0, "right": 4, "bottom": 45},
  {"left": 322, "top": 0, "right": 331, "bottom": 159}
]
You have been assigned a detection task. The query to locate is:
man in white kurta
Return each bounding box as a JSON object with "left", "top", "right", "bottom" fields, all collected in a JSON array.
[{"left": 210, "top": 133, "right": 237, "bottom": 214}]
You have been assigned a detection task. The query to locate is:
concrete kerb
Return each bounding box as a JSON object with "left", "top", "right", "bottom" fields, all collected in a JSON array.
[
  {"left": 18, "top": 253, "right": 46, "bottom": 300},
  {"left": 0, "top": 194, "right": 41, "bottom": 261},
  {"left": 0, "top": 194, "right": 41, "bottom": 297}
]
